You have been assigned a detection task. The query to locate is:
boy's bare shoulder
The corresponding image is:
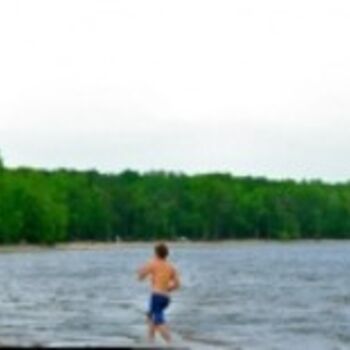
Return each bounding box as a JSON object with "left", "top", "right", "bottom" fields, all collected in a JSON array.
[
  {"left": 168, "top": 261, "right": 178, "bottom": 274},
  {"left": 153, "top": 259, "right": 177, "bottom": 271}
]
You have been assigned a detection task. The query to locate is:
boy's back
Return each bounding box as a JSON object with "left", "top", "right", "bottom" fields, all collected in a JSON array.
[{"left": 149, "top": 258, "right": 177, "bottom": 294}]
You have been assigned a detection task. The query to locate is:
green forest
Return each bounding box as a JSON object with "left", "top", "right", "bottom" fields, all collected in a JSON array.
[{"left": 1, "top": 154, "right": 350, "bottom": 244}]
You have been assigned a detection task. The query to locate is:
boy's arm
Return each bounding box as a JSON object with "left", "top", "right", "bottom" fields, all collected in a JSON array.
[
  {"left": 137, "top": 261, "right": 153, "bottom": 281},
  {"left": 168, "top": 267, "right": 180, "bottom": 291}
]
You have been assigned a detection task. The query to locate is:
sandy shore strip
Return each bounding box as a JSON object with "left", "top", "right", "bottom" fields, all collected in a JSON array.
[
  {"left": 0, "top": 239, "right": 265, "bottom": 253},
  {"left": 0, "top": 239, "right": 345, "bottom": 254}
]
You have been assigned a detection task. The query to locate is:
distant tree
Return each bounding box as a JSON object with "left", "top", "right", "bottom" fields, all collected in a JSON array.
[
  {"left": 0, "top": 164, "right": 350, "bottom": 244},
  {"left": 0, "top": 151, "right": 4, "bottom": 171}
]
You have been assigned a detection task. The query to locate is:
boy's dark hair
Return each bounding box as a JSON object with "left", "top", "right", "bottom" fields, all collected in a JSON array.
[{"left": 155, "top": 243, "right": 169, "bottom": 259}]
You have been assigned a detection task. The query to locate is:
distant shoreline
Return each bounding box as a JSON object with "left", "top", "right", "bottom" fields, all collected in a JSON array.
[{"left": 0, "top": 239, "right": 349, "bottom": 253}]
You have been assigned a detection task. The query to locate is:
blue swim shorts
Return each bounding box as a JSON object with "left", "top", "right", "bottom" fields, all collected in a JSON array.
[{"left": 147, "top": 293, "right": 170, "bottom": 325}]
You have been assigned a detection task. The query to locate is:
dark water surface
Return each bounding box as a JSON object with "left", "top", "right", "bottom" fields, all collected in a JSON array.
[{"left": 0, "top": 242, "right": 349, "bottom": 349}]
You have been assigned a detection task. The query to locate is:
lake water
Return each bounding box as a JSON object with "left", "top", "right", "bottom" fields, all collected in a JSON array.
[{"left": 0, "top": 242, "right": 349, "bottom": 349}]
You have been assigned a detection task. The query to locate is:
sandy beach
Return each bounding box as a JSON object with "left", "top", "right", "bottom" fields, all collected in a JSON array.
[{"left": 0, "top": 239, "right": 343, "bottom": 254}]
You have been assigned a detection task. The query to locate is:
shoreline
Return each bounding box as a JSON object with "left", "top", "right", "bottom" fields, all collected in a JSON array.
[{"left": 0, "top": 239, "right": 349, "bottom": 253}]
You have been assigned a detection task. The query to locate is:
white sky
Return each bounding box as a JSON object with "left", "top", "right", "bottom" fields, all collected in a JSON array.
[{"left": 1, "top": 0, "right": 350, "bottom": 181}]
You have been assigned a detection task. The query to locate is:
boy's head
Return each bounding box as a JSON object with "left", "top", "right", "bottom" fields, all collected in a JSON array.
[{"left": 155, "top": 242, "right": 169, "bottom": 260}]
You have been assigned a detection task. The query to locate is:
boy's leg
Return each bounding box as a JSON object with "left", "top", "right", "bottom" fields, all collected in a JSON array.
[
  {"left": 147, "top": 293, "right": 158, "bottom": 343},
  {"left": 146, "top": 314, "right": 156, "bottom": 342},
  {"left": 153, "top": 304, "right": 171, "bottom": 344},
  {"left": 155, "top": 324, "right": 171, "bottom": 344}
]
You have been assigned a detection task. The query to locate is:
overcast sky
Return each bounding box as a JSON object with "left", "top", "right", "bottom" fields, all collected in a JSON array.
[{"left": 1, "top": 0, "right": 349, "bottom": 181}]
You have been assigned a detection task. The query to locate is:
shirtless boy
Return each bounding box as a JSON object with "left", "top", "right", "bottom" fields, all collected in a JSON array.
[{"left": 137, "top": 242, "right": 180, "bottom": 344}]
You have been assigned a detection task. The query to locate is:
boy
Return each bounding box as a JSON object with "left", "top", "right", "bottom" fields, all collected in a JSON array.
[{"left": 137, "top": 242, "right": 180, "bottom": 344}]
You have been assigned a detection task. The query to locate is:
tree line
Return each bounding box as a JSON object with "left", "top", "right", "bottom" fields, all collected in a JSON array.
[{"left": 0, "top": 160, "right": 350, "bottom": 244}]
